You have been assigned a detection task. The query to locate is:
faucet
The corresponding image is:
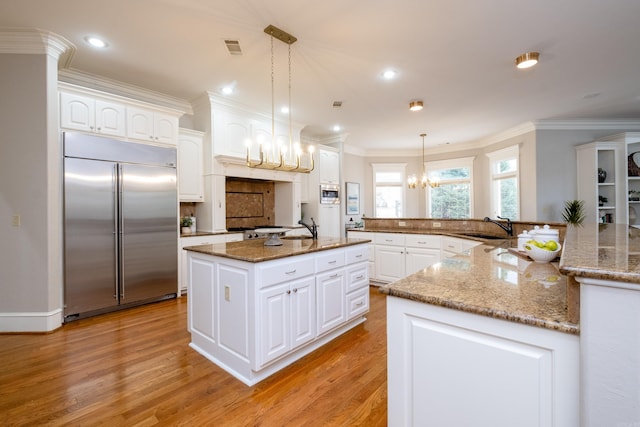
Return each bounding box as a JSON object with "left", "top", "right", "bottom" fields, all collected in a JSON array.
[
  {"left": 298, "top": 217, "right": 318, "bottom": 240},
  {"left": 483, "top": 216, "right": 513, "bottom": 236}
]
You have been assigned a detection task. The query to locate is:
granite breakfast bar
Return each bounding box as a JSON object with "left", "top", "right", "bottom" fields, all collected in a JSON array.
[{"left": 183, "top": 237, "right": 371, "bottom": 386}]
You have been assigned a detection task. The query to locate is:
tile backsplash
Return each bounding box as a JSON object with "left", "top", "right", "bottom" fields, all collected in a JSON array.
[{"left": 225, "top": 178, "right": 275, "bottom": 229}]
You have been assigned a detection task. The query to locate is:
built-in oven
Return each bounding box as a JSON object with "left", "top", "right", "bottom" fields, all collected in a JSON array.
[{"left": 320, "top": 184, "right": 340, "bottom": 204}]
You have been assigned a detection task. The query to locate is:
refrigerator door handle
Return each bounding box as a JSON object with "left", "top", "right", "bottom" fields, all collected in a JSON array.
[
  {"left": 118, "top": 164, "right": 125, "bottom": 301},
  {"left": 113, "top": 165, "right": 119, "bottom": 301}
]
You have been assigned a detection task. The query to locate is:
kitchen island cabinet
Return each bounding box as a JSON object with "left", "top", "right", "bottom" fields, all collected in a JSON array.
[
  {"left": 381, "top": 245, "right": 579, "bottom": 426},
  {"left": 184, "top": 237, "right": 370, "bottom": 385}
]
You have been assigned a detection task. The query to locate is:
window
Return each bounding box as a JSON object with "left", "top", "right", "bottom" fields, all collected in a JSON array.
[
  {"left": 426, "top": 157, "right": 474, "bottom": 218},
  {"left": 371, "top": 163, "right": 406, "bottom": 218},
  {"left": 486, "top": 145, "right": 519, "bottom": 220}
]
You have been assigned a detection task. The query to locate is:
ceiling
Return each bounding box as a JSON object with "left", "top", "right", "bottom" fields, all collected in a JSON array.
[{"left": 2, "top": 0, "right": 640, "bottom": 154}]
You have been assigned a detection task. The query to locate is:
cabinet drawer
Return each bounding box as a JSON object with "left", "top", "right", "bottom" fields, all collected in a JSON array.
[
  {"left": 259, "top": 257, "right": 315, "bottom": 288},
  {"left": 375, "top": 233, "right": 405, "bottom": 246},
  {"left": 315, "top": 250, "right": 345, "bottom": 273},
  {"left": 346, "top": 264, "right": 368, "bottom": 292},
  {"left": 441, "top": 237, "right": 463, "bottom": 254},
  {"left": 405, "top": 234, "right": 440, "bottom": 249},
  {"left": 346, "top": 287, "right": 369, "bottom": 320},
  {"left": 345, "top": 244, "right": 369, "bottom": 265}
]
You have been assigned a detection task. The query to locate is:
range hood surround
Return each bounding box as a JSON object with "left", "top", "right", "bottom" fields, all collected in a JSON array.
[{"left": 225, "top": 177, "right": 275, "bottom": 229}]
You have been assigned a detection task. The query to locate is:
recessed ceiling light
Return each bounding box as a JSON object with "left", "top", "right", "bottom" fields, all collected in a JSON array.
[
  {"left": 409, "top": 100, "right": 424, "bottom": 111},
  {"left": 332, "top": 125, "right": 341, "bottom": 132},
  {"left": 221, "top": 86, "right": 233, "bottom": 95},
  {"left": 382, "top": 69, "right": 397, "bottom": 80},
  {"left": 515, "top": 51, "right": 539, "bottom": 69},
  {"left": 85, "top": 36, "right": 108, "bottom": 48},
  {"left": 281, "top": 106, "right": 290, "bottom": 114}
]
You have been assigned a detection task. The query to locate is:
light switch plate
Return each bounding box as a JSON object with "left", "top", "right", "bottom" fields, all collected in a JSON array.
[{"left": 12, "top": 215, "right": 20, "bottom": 227}]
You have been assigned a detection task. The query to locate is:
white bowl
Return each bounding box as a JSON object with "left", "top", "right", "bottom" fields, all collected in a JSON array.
[{"left": 524, "top": 243, "right": 561, "bottom": 263}]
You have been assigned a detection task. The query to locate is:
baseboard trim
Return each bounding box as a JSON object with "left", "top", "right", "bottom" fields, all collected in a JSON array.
[{"left": 0, "top": 309, "right": 63, "bottom": 333}]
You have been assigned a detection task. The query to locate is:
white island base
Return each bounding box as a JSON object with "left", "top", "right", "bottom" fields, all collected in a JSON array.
[
  {"left": 186, "top": 241, "right": 370, "bottom": 386},
  {"left": 387, "top": 296, "right": 579, "bottom": 427}
]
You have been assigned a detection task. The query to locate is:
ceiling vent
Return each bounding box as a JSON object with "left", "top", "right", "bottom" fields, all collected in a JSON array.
[
  {"left": 224, "top": 39, "right": 242, "bottom": 55},
  {"left": 332, "top": 101, "right": 343, "bottom": 108}
]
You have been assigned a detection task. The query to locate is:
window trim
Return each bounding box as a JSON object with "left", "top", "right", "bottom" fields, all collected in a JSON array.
[
  {"left": 486, "top": 145, "right": 520, "bottom": 220},
  {"left": 371, "top": 163, "right": 407, "bottom": 218},
  {"left": 425, "top": 156, "right": 475, "bottom": 218}
]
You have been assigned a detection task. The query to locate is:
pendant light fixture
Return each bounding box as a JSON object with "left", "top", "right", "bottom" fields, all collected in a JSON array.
[
  {"left": 407, "top": 133, "right": 439, "bottom": 189},
  {"left": 246, "top": 25, "right": 314, "bottom": 173}
]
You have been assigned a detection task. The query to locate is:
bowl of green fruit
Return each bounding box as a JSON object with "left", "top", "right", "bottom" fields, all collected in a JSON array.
[{"left": 524, "top": 239, "right": 561, "bottom": 263}]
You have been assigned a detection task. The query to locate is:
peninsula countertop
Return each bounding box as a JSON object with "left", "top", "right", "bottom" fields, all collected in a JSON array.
[
  {"left": 379, "top": 242, "right": 579, "bottom": 335},
  {"left": 183, "top": 237, "right": 371, "bottom": 262},
  {"left": 559, "top": 223, "right": 640, "bottom": 284}
]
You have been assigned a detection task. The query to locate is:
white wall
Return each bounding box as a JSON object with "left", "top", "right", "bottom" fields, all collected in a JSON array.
[{"left": 0, "top": 52, "right": 63, "bottom": 330}]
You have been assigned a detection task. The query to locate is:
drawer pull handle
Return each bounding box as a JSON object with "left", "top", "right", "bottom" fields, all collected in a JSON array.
[
  {"left": 287, "top": 290, "right": 291, "bottom": 295},
  {"left": 355, "top": 302, "right": 364, "bottom": 307},
  {"left": 328, "top": 260, "right": 337, "bottom": 264},
  {"left": 285, "top": 270, "right": 297, "bottom": 275},
  {"left": 417, "top": 241, "right": 426, "bottom": 244},
  {"left": 355, "top": 254, "right": 363, "bottom": 258},
  {"left": 356, "top": 275, "right": 364, "bottom": 280},
  {"left": 330, "top": 274, "right": 338, "bottom": 279},
  {"left": 293, "top": 288, "right": 298, "bottom": 293},
  {"left": 385, "top": 239, "right": 392, "bottom": 242}
]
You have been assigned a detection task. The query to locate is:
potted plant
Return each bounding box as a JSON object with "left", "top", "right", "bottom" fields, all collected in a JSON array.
[
  {"left": 180, "top": 216, "right": 193, "bottom": 234},
  {"left": 562, "top": 200, "right": 586, "bottom": 227}
]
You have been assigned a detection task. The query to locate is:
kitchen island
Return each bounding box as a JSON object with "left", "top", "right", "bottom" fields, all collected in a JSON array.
[
  {"left": 380, "top": 242, "right": 580, "bottom": 426},
  {"left": 183, "top": 237, "right": 370, "bottom": 386}
]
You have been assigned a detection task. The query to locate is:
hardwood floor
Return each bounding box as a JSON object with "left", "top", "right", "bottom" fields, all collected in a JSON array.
[{"left": 0, "top": 287, "right": 387, "bottom": 426}]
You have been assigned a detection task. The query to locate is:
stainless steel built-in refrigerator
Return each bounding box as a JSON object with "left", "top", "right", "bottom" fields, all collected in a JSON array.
[{"left": 63, "top": 132, "right": 178, "bottom": 321}]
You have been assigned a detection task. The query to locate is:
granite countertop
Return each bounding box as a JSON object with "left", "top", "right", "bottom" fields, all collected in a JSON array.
[
  {"left": 347, "top": 227, "right": 509, "bottom": 242},
  {"left": 559, "top": 223, "right": 640, "bottom": 284},
  {"left": 180, "top": 230, "right": 243, "bottom": 238},
  {"left": 183, "top": 237, "right": 371, "bottom": 262},
  {"left": 379, "top": 243, "right": 579, "bottom": 334}
]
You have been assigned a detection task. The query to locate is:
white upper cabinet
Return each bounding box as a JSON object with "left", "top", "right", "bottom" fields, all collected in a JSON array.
[
  {"left": 59, "top": 83, "right": 183, "bottom": 146},
  {"left": 127, "top": 106, "right": 178, "bottom": 145},
  {"left": 319, "top": 148, "right": 340, "bottom": 184},
  {"left": 178, "top": 129, "right": 204, "bottom": 202},
  {"left": 60, "top": 91, "right": 126, "bottom": 137}
]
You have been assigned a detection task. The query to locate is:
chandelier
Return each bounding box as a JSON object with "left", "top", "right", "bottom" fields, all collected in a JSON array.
[
  {"left": 246, "top": 25, "right": 314, "bottom": 173},
  {"left": 407, "top": 133, "right": 439, "bottom": 189}
]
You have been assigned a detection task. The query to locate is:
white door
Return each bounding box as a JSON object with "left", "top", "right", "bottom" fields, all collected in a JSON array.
[
  {"left": 316, "top": 270, "right": 346, "bottom": 335},
  {"left": 375, "top": 245, "right": 405, "bottom": 282},
  {"left": 405, "top": 247, "right": 441, "bottom": 275},
  {"left": 290, "top": 277, "right": 316, "bottom": 349}
]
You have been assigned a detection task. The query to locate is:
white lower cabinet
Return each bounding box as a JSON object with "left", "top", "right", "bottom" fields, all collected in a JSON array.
[
  {"left": 187, "top": 243, "right": 370, "bottom": 386},
  {"left": 258, "top": 277, "right": 316, "bottom": 367},
  {"left": 387, "top": 296, "right": 579, "bottom": 426},
  {"left": 374, "top": 233, "right": 442, "bottom": 282},
  {"left": 316, "top": 269, "right": 346, "bottom": 335}
]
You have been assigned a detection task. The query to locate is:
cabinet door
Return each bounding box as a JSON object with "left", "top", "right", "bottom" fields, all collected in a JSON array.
[
  {"left": 127, "top": 107, "right": 155, "bottom": 141},
  {"left": 318, "top": 204, "right": 341, "bottom": 238},
  {"left": 154, "top": 112, "right": 178, "bottom": 145},
  {"left": 60, "top": 92, "right": 95, "bottom": 132},
  {"left": 405, "top": 247, "right": 441, "bottom": 275},
  {"left": 375, "top": 245, "right": 405, "bottom": 282},
  {"left": 319, "top": 149, "right": 340, "bottom": 184},
  {"left": 94, "top": 100, "right": 126, "bottom": 137},
  {"left": 259, "top": 283, "right": 291, "bottom": 366},
  {"left": 290, "top": 277, "right": 316, "bottom": 349},
  {"left": 178, "top": 131, "right": 204, "bottom": 201},
  {"left": 316, "top": 269, "right": 346, "bottom": 335}
]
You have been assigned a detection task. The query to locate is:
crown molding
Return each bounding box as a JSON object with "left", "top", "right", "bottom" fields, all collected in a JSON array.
[
  {"left": 533, "top": 118, "right": 640, "bottom": 130},
  {"left": 0, "top": 27, "right": 75, "bottom": 67},
  {"left": 59, "top": 68, "right": 192, "bottom": 114}
]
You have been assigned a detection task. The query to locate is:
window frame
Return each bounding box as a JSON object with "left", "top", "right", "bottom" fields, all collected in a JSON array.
[
  {"left": 425, "top": 156, "right": 475, "bottom": 219},
  {"left": 486, "top": 145, "right": 520, "bottom": 220},
  {"left": 371, "top": 163, "right": 407, "bottom": 218}
]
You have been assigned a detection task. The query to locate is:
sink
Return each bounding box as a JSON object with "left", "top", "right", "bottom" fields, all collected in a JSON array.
[
  {"left": 282, "top": 235, "right": 314, "bottom": 240},
  {"left": 458, "top": 233, "right": 507, "bottom": 240}
]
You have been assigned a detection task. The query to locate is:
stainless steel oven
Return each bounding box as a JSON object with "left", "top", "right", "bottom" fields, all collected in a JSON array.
[{"left": 320, "top": 184, "right": 340, "bottom": 204}]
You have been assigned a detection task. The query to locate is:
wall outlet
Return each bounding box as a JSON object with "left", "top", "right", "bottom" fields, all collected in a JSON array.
[
  {"left": 398, "top": 221, "right": 406, "bottom": 227},
  {"left": 224, "top": 285, "right": 230, "bottom": 301},
  {"left": 433, "top": 222, "right": 442, "bottom": 228},
  {"left": 12, "top": 215, "right": 20, "bottom": 227}
]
